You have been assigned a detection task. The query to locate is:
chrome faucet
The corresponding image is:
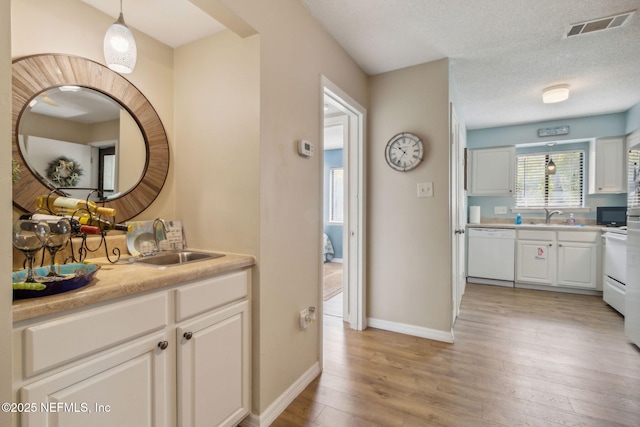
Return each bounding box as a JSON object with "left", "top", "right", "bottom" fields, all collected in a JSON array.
[
  {"left": 152, "top": 217, "right": 169, "bottom": 251},
  {"left": 545, "top": 208, "right": 563, "bottom": 224}
]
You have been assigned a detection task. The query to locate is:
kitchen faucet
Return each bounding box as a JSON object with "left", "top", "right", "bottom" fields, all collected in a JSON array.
[
  {"left": 152, "top": 217, "right": 169, "bottom": 251},
  {"left": 544, "top": 208, "right": 563, "bottom": 224}
]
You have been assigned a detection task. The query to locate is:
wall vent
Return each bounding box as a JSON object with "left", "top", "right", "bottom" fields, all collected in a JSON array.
[{"left": 567, "top": 10, "right": 635, "bottom": 37}]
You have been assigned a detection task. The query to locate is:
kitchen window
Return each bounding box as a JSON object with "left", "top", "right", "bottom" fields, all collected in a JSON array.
[
  {"left": 329, "top": 167, "right": 344, "bottom": 224},
  {"left": 515, "top": 150, "right": 584, "bottom": 208}
]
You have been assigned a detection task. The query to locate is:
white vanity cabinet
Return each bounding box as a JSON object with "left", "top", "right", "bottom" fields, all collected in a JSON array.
[
  {"left": 516, "top": 229, "right": 601, "bottom": 292},
  {"left": 19, "top": 333, "right": 170, "bottom": 427},
  {"left": 175, "top": 271, "right": 250, "bottom": 427},
  {"left": 468, "top": 146, "right": 515, "bottom": 196},
  {"left": 13, "top": 268, "right": 251, "bottom": 427},
  {"left": 589, "top": 137, "right": 626, "bottom": 194}
]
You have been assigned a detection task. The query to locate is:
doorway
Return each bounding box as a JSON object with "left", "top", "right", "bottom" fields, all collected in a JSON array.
[
  {"left": 322, "top": 114, "right": 347, "bottom": 318},
  {"left": 321, "top": 77, "right": 366, "bottom": 331}
]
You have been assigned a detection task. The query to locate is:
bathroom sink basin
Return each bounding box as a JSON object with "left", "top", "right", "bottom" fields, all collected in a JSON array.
[{"left": 131, "top": 250, "right": 224, "bottom": 268}]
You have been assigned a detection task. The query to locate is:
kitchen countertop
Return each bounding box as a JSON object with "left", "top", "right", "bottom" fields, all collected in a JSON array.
[
  {"left": 466, "top": 223, "right": 613, "bottom": 232},
  {"left": 13, "top": 251, "right": 256, "bottom": 323}
]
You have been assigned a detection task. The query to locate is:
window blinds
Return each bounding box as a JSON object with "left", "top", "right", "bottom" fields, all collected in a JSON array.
[
  {"left": 329, "top": 168, "right": 344, "bottom": 223},
  {"left": 629, "top": 149, "right": 640, "bottom": 208},
  {"left": 515, "top": 151, "right": 584, "bottom": 208}
]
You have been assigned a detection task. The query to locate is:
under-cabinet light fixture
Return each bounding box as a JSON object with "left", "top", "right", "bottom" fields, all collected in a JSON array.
[
  {"left": 543, "top": 85, "right": 570, "bottom": 104},
  {"left": 103, "top": 0, "right": 137, "bottom": 74}
]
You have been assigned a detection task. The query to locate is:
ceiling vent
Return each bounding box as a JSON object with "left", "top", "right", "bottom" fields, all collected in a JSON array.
[{"left": 567, "top": 10, "right": 635, "bottom": 37}]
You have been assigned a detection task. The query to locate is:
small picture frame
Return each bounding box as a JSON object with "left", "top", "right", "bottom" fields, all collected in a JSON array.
[{"left": 538, "top": 126, "right": 569, "bottom": 137}]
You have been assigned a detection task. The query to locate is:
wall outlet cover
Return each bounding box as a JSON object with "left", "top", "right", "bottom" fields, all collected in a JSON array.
[{"left": 494, "top": 206, "right": 508, "bottom": 214}]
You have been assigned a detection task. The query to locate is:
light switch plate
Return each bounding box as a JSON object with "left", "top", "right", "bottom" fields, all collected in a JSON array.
[
  {"left": 417, "top": 182, "right": 433, "bottom": 198},
  {"left": 494, "top": 206, "right": 508, "bottom": 214}
]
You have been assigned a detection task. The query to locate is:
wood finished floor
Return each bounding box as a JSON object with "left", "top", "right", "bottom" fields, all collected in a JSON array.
[{"left": 273, "top": 283, "right": 640, "bottom": 426}]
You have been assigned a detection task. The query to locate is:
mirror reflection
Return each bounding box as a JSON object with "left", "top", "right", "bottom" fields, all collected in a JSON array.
[{"left": 18, "top": 86, "right": 146, "bottom": 200}]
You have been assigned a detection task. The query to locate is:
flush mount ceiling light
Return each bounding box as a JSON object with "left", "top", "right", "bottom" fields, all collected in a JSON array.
[
  {"left": 543, "top": 85, "right": 570, "bottom": 104},
  {"left": 103, "top": 0, "right": 137, "bottom": 74}
]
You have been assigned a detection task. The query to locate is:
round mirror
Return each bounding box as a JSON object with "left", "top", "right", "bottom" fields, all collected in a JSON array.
[
  {"left": 18, "top": 86, "right": 146, "bottom": 201},
  {"left": 12, "top": 54, "right": 170, "bottom": 223}
]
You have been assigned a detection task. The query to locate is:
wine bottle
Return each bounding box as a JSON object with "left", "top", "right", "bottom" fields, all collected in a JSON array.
[
  {"left": 35, "top": 195, "right": 116, "bottom": 217},
  {"left": 76, "top": 216, "right": 132, "bottom": 232},
  {"left": 30, "top": 213, "right": 102, "bottom": 235}
]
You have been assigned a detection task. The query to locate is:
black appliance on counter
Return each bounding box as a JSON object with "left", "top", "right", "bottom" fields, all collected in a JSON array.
[{"left": 597, "top": 206, "right": 627, "bottom": 226}]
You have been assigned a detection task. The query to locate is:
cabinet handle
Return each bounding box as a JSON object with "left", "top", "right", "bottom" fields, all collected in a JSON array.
[
  {"left": 183, "top": 331, "right": 193, "bottom": 340},
  {"left": 157, "top": 341, "right": 169, "bottom": 350},
  {"left": 559, "top": 244, "right": 563, "bottom": 247},
  {"left": 548, "top": 243, "right": 552, "bottom": 246}
]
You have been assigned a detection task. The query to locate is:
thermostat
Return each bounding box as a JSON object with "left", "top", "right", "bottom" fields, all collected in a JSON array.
[{"left": 297, "top": 140, "right": 314, "bottom": 158}]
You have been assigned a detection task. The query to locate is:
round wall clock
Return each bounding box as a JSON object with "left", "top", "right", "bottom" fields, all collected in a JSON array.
[{"left": 385, "top": 132, "right": 424, "bottom": 172}]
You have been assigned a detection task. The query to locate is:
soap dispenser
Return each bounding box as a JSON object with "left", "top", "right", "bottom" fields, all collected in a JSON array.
[
  {"left": 515, "top": 213, "right": 522, "bottom": 225},
  {"left": 567, "top": 213, "right": 575, "bottom": 225}
]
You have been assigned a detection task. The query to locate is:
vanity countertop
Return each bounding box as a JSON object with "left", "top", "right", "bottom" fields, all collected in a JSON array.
[{"left": 13, "top": 252, "right": 256, "bottom": 323}]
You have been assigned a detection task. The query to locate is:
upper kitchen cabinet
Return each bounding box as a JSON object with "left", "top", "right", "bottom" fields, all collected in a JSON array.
[
  {"left": 588, "top": 137, "right": 626, "bottom": 194},
  {"left": 467, "top": 146, "right": 515, "bottom": 196}
]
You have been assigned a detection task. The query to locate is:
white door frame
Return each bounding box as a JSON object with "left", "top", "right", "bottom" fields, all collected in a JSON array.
[
  {"left": 321, "top": 76, "right": 366, "bottom": 332},
  {"left": 450, "top": 103, "right": 466, "bottom": 327}
]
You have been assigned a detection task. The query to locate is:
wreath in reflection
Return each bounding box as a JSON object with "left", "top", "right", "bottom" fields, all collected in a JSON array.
[{"left": 47, "top": 156, "right": 83, "bottom": 187}]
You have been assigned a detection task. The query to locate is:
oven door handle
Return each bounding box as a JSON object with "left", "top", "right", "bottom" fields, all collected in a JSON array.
[{"left": 605, "top": 233, "right": 627, "bottom": 242}]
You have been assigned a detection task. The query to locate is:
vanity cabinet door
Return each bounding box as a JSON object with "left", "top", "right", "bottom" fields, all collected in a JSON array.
[
  {"left": 20, "top": 334, "right": 170, "bottom": 427},
  {"left": 177, "top": 300, "right": 250, "bottom": 427}
]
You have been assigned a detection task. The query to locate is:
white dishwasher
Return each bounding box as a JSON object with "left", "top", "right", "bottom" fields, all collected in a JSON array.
[{"left": 467, "top": 227, "right": 516, "bottom": 287}]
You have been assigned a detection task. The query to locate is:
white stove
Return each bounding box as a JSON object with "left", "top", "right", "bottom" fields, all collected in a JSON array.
[{"left": 603, "top": 228, "right": 627, "bottom": 315}]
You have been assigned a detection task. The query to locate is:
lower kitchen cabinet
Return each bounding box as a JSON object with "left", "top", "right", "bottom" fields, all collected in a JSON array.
[
  {"left": 13, "top": 269, "right": 251, "bottom": 427},
  {"left": 516, "top": 238, "right": 555, "bottom": 285},
  {"left": 557, "top": 240, "right": 598, "bottom": 289},
  {"left": 516, "top": 229, "right": 601, "bottom": 292}
]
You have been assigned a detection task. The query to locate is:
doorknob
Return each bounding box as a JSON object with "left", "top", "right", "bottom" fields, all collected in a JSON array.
[{"left": 454, "top": 229, "right": 465, "bottom": 235}]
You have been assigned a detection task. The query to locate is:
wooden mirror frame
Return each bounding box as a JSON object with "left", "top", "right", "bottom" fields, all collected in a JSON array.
[{"left": 12, "top": 54, "right": 169, "bottom": 223}]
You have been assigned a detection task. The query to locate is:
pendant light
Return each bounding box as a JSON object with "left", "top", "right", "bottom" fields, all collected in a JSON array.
[
  {"left": 103, "top": 0, "right": 137, "bottom": 74},
  {"left": 545, "top": 143, "right": 556, "bottom": 175}
]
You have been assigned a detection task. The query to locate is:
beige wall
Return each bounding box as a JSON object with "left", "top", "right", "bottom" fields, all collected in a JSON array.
[
  {"left": 368, "top": 59, "right": 453, "bottom": 335},
  {"left": 173, "top": 30, "right": 260, "bottom": 257},
  {"left": 11, "top": 0, "right": 175, "bottom": 221},
  {"left": 218, "top": 0, "right": 369, "bottom": 415},
  {"left": 1, "top": 0, "right": 13, "bottom": 424}
]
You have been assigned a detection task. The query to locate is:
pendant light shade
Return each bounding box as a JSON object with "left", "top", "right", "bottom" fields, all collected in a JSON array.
[
  {"left": 103, "top": 1, "right": 136, "bottom": 74},
  {"left": 545, "top": 142, "right": 556, "bottom": 175},
  {"left": 546, "top": 158, "right": 557, "bottom": 175}
]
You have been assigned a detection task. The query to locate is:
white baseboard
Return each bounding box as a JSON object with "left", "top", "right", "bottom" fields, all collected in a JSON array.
[
  {"left": 240, "top": 362, "right": 321, "bottom": 427},
  {"left": 367, "top": 317, "right": 454, "bottom": 343},
  {"left": 467, "top": 277, "right": 514, "bottom": 287}
]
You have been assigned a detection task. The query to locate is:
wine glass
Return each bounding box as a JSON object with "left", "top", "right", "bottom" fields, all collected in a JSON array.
[
  {"left": 12, "top": 219, "right": 50, "bottom": 283},
  {"left": 43, "top": 218, "right": 71, "bottom": 277}
]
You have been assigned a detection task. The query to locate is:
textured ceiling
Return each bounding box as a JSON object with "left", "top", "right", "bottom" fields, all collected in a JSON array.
[
  {"left": 302, "top": 0, "right": 640, "bottom": 129},
  {"left": 83, "top": 0, "right": 640, "bottom": 131}
]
